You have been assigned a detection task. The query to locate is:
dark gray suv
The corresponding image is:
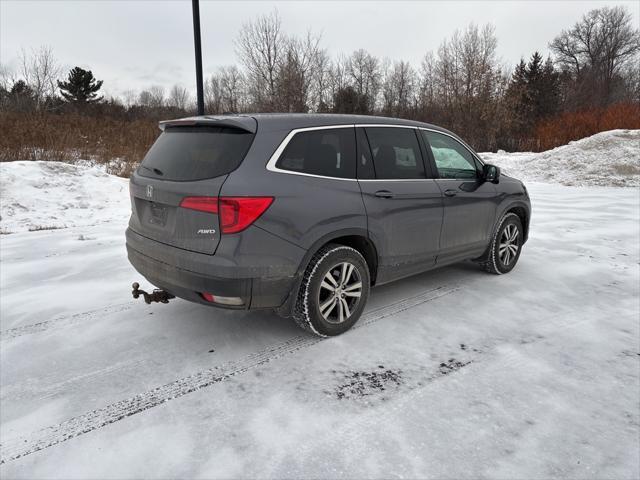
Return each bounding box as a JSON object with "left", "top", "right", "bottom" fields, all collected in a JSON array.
[{"left": 126, "top": 114, "right": 530, "bottom": 336}]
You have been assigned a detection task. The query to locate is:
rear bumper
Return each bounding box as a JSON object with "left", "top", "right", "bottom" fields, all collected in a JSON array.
[{"left": 126, "top": 227, "right": 304, "bottom": 309}]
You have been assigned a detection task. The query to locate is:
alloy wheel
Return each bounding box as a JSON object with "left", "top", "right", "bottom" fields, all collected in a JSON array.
[
  {"left": 499, "top": 224, "right": 520, "bottom": 266},
  {"left": 318, "top": 262, "right": 363, "bottom": 324}
]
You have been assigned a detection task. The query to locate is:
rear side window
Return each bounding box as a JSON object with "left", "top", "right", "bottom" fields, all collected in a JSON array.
[
  {"left": 138, "top": 126, "right": 254, "bottom": 181},
  {"left": 275, "top": 128, "right": 356, "bottom": 179},
  {"left": 364, "top": 127, "right": 426, "bottom": 179}
]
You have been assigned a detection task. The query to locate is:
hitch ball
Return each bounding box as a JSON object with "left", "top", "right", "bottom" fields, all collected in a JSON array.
[{"left": 131, "top": 282, "right": 174, "bottom": 304}]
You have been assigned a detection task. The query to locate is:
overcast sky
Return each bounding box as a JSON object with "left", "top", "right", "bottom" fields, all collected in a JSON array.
[{"left": 1, "top": 0, "right": 638, "bottom": 99}]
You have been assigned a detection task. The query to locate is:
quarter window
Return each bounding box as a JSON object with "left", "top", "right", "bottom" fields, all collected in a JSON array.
[
  {"left": 421, "top": 130, "right": 479, "bottom": 179},
  {"left": 364, "top": 127, "right": 426, "bottom": 179},
  {"left": 275, "top": 128, "right": 356, "bottom": 179}
]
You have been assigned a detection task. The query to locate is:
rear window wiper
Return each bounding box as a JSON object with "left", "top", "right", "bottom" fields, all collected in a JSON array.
[{"left": 140, "top": 165, "right": 164, "bottom": 176}]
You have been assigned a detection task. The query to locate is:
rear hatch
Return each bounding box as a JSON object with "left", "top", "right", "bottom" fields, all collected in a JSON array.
[{"left": 128, "top": 118, "right": 256, "bottom": 255}]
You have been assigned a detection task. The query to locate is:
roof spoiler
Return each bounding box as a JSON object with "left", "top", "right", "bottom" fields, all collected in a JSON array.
[{"left": 159, "top": 116, "right": 257, "bottom": 134}]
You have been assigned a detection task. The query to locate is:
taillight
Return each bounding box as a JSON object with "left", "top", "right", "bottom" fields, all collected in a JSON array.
[
  {"left": 179, "top": 196, "right": 218, "bottom": 214},
  {"left": 218, "top": 197, "right": 273, "bottom": 234},
  {"left": 180, "top": 196, "right": 273, "bottom": 234}
]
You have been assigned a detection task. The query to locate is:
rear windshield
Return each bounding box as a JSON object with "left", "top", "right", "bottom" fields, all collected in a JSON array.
[{"left": 138, "top": 126, "right": 254, "bottom": 181}]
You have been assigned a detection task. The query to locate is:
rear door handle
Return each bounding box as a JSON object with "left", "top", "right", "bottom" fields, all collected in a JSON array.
[
  {"left": 374, "top": 190, "right": 394, "bottom": 199},
  {"left": 444, "top": 189, "right": 458, "bottom": 197}
]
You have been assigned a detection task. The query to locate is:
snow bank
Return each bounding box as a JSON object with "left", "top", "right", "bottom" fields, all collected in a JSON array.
[
  {"left": 480, "top": 129, "right": 640, "bottom": 187},
  {"left": 0, "top": 161, "right": 130, "bottom": 234}
]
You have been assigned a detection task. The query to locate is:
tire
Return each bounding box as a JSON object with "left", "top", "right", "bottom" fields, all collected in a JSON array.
[
  {"left": 292, "top": 244, "right": 371, "bottom": 337},
  {"left": 482, "top": 212, "right": 524, "bottom": 275}
]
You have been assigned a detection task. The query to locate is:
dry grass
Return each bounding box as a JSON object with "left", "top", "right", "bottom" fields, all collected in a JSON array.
[
  {"left": 0, "top": 112, "right": 160, "bottom": 176},
  {"left": 535, "top": 103, "right": 640, "bottom": 151}
]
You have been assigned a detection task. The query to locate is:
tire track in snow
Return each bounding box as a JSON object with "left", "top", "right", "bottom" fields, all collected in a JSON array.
[
  {"left": 0, "top": 285, "right": 459, "bottom": 464},
  {"left": 1, "top": 358, "right": 147, "bottom": 404},
  {"left": 0, "top": 303, "right": 134, "bottom": 341}
]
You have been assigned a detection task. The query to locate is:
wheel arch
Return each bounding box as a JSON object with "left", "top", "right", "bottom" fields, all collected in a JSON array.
[
  {"left": 502, "top": 202, "right": 530, "bottom": 243},
  {"left": 301, "top": 229, "right": 379, "bottom": 285},
  {"left": 275, "top": 229, "right": 380, "bottom": 317}
]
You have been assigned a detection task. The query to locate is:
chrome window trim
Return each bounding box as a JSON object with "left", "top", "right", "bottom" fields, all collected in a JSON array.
[
  {"left": 265, "top": 124, "right": 358, "bottom": 182},
  {"left": 357, "top": 178, "right": 437, "bottom": 182},
  {"left": 356, "top": 124, "right": 419, "bottom": 129},
  {"left": 264, "top": 123, "right": 484, "bottom": 181}
]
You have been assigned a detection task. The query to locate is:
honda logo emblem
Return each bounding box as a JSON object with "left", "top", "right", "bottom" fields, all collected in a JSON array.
[{"left": 146, "top": 185, "right": 153, "bottom": 198}]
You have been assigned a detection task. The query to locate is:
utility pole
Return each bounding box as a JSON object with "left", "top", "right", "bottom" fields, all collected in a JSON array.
[{"left": 192, "top": 0, "right": 205, "bottom": 115}]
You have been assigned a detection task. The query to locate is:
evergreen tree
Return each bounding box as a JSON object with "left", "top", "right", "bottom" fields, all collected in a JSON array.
[
  {"left": 511, "top": 59, "right": 527, "bottom": 87},
  {"left": 57, "top": 67, "right": 103, "bottom": 104},
  {"left": 525, "top": 52, "right": 545, "bottom": 123},
  {"left": 8, "top": 80, "right": 36, "bottom": 111},
  {"left": 332, "top": 86, "right": 370, "bottom": 115},
  {"left": 505, "top": 59, "right": 530, "bottom": 142},
  {"left": 505, "top": 52, "right": 561, "bottom": 146},
  {"left": 539, "top": 57, "right": 560, "bottom": 118}
]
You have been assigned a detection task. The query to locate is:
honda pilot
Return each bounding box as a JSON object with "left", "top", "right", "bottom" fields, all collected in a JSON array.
[{"left": 126, "top": 114, "right": 531, "bottom": 336}]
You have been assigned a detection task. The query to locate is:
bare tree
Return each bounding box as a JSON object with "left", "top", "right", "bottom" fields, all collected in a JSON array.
[
  {"left": 310, "top": 49, "right": 332, "bottom": 111},
  {"left": 18, "top": 46, "right": 61, "bottom": 109},
  {"left": 205, "top": 74, "right": 223, "bottom": 114},
  {"left": 205, "top": 67, "right": 245, "bottom": 114},
  {"left": 430, "top": 23, "right": 502, "bottom": 148},
  {"left": 381, "top": 60, "right": 416, "bottom": 117},
  {"left": 276, "top": 31, "right": 323, "bottom": 112},
  {"left": 347, "top": 49, "right": 381, "bottom": 113},
  {"left": 148, "top": 85, "right": 165, "bottom": 108},
  {"left": 550, "top": 6, "right": 640, "bottom": 103},
  {"left": 168, "top": 84, "right": 190, "bottom": 110},
  {"left": 138, "top": 86, "right": 165, "bottom": 109},
  {"left": 418, "top": 52, "right": 437, "bottom": 114},
  {"left": 236, "top": 9, "right": 286, "bottom": 110},
  {"left": 0, "top": 63, "right": 15, "bottom": 92},
  {"left": 121, "top": 89, "right": 137, "bottom": 108},
  {"left": 218, "top": 65, "right": 244, "bottom": 113},
  {"left": 138, "top": 90, "right": 153, "bottom": 107},
  {"left": 328, "top": 54, "right": 349, "bottom": 104}
]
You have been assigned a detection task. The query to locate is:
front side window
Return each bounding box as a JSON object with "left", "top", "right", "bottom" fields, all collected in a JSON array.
[
  {"left": 421, "top": 130, "right": 479, "bottom": 179},
  {"left": 364, "top": 127, "right": 425, "bottom": 179},
  {"left": 275, "top": 128, "right": 356, "bottom": 179}
]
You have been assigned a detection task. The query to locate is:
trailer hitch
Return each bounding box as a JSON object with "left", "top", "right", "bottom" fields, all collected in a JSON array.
[{"left": 131, "top": 282, "right": 175, "bottom": 304}]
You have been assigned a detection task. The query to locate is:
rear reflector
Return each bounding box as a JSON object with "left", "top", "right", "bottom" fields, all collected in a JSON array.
[
  {"left": 200, "top": 292, "right": 244, "bottom": 306},
  {"left": 181, "top": 196, "right": 273, "bottom": 234}
]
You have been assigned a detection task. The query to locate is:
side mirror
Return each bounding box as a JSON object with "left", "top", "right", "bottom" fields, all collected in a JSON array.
[{"left": 483, "top": 164, "right": 500, "bottom": 184}]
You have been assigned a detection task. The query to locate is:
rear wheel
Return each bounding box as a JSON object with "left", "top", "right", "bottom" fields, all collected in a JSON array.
[
  {"left": 483, "top": 212, "right": 523, "bottom": 275},
  {"left": 293, "top": 244, "right": 370, "bottom": 336}
]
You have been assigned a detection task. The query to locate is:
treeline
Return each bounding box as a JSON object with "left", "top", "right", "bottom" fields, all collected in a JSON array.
[{"left": 1, "top": 5, "right": 638, "bottom": 172}]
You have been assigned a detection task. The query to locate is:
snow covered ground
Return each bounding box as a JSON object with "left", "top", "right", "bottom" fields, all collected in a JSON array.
[
  {"left": 0, "top": 161, "right": 130, "bottom": 234},
  {"left": 480, "top": 129, "right": 640, "bottom": 187},
  {"left": 1, "top": 132, "right": 639, "bottom": 478}
]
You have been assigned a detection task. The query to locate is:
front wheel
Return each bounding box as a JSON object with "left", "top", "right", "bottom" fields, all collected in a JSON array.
[
  {"left": 293, "top": 244, "right": 370, "bottom": 336},
  {"left": 483, "top": 212, "right": 523, "bottom": 275}
]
